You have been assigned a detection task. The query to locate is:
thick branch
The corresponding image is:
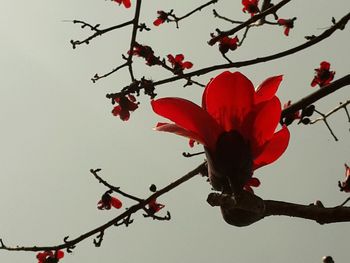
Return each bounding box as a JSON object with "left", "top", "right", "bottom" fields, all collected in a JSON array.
[
  {"left": 281, "top": 75, "right": 350, "bottom": 119},
  {"left": 264, "top": 200, "right": 350, "bottom": 224},
  {"left": 208, "top": 193, "right": 350, "bottom": 225}
]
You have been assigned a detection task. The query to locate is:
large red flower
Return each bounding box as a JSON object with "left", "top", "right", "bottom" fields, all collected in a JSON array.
[{"left": 152, "top": 71, "right": 290, "bottom": 194}]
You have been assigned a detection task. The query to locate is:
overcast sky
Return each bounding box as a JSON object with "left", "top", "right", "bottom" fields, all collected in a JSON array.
[{"left": 0, "top": 1, "right": 349, "bottom": 263}]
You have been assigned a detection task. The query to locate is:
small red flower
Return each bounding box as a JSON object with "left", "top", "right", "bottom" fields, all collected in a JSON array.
[
  {"left": 242, "top": 0, "right": 259, "bottom": 16},
  {"left": 218, "top": 36, "right": 239, "bottom": 54},
  {"left": 114, "top": 0, "right": 131, "bottom": 8},
  {"left": 129, "top": 43, "right": 160, "bottom": 66},
  {"left": 112, "top": 95, "right": 138, "bottom": 121},
  {"left": 339, "top": 164, "right": 350, "bottom": 192},
  {"left": 37, "top": 250, "right": 64, "bottom": 263},
  {"left": 152, "top": 71, "right": 290, "bottom": 194},
  {"left": 167, "top": 54, "right": 193, "bottom": 74},
  {"left": 148, "top": 199, "right": 165, "bottom": 214},
  {"left": 153, "top": 11, "right": 168, "bottom": 26},
  {"left": 277, "top": 18, "right": 296, "bottom": 36},
  {"left": 97, "top": 192, "right": 122, "bottom": 210},
  {"left": 311, "top": 61, "right": 335, "bottom": 88}
]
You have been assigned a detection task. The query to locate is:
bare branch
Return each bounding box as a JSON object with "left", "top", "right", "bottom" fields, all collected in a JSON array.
[
  {"left": 153, "top": 13, "right": 350, "bottom": 87},
  {"left": 208, "top": 0, "right": 292, "bottom": 45}
]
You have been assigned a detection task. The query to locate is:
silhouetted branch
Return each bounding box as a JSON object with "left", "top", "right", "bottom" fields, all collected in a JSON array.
[
  {"left": 69, "top": 20, "right": 133, "bottom": 48},
  {"left": 152, "top": 13, "right": 350, "bottom": 87},
  {"left": 208, "top": 0, "right": 292, "bottom": 45},
  {"left": 282, "top": 75, "right": 350, "bottom": 119},
  {"left": 0, "top": 162, "right": 206, "bottom": 252},
  {"left": 207, "top": 192, "right": 350, "bottom": 225}
]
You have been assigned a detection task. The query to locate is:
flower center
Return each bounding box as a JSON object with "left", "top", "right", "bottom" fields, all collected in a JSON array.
[{"left": 205, "top": 130, "right": 253, "bottom": 194}]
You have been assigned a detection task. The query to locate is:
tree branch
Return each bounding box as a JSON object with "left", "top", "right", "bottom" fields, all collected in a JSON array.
[{"left": 152, "top": 12, "right": 350, "bottom": 87}]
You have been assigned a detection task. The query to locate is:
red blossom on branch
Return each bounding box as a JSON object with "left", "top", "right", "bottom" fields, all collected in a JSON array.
[
  {"left": 339, "top": 164, "right": 350, "bottom": 192},
  {"left": 147, "top": 199, "right": 165, "bottom": 214},
  {"left": 167, "top": 54, "right": 193, "bottom": 74},
  {"left": 242, "top": 0, "right": 260, "bottom": 17},
  {"left": 128, "top": 43, "right": 160, "bottom": 66},
  {"left": 153, "top": 11, "right": 169, "bottom": 26},
  {"left": 112, "top": 95, "right": 138, "bottom": 121},
  {"left": 152, "top": 71, "right": 290, "bottom": 194},
  {"left": 277, "top": 18, "right": 296, "bottom": 36},
  {"left": 97, "top": 191, "right": 122, "bottom": 210},
  {"left": 311, "top": 61, "right": 335, "bottom": 88},
  {"left": 37, "top": 250, "right": 64, "bottom": 263},
  {"left": 114, "top": 0, "right": 131, "bottom": 9},
  {"left": 218, "top": 36, "right": 239, "bottom": 54}
]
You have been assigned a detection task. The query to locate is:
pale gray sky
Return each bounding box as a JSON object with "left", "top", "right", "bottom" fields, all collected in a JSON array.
[{"left": 0, "top": 1, "right": 349, "bottom": 263}]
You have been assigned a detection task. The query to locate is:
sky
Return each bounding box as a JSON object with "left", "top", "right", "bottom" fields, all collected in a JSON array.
[{"left": 0, "top": 0, "right": 349, "bottom": 262}]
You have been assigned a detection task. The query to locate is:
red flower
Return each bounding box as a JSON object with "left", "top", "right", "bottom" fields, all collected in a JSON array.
[
  {"left": 311, "top": 61, "right": 335, "bottom": 87},
  {"left": 148, "top": 199, "right": 165, "bottom": 214},
  {"left": 37, "top": 250, "right": 64, "bottom": 263},
  {"left": 97, "top": 192, "right": 122, "bottom": 210},
  {"left": 152, "top": 71, "right": 290, "bottom": 194},
  {"left": 218, "top": 36, "right": 239, "bottom": 54},
  {"left": 153, "top": 11, "right": 168, "bottom": 26},
  {"left": 167, "top": 54, "right": 193, "bottom": 74},
  {"left": 242, "top": 0, "right": 259, "bottom": 16},
  {"left": 339, "top": 164, "right": 350, "bottom": 192},
  {"left": 112, "top": 95, "right": 138, "bottom": 121},
  {"left": 129, "top": 43, "right": 160, "bottom": 66},
  {"left": 114, "top": 0, "right": 131, "bottom": 8},
  {"left": 277, "top": 18, "right": 296, "bottom": 36}
]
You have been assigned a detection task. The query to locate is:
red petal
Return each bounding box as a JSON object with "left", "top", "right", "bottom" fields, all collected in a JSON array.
[
  {"left": 253, "top": 126, "right": 290, "bottom": 170},
  {"left": 311, "top": 77, "right": 318, "bottom": 87},
  {"left": 278, "top": 19, "right": 286, "bottom": 25},
  {"left": 167, "top": 54, "right": 176, "bottom": 64},
  {"left": 284, "top": 27, "right": 290, "bottom": 36},
  {"left": 175, "top": 54, "right": 184, "bottom": 62},
  {"left": 246, "top": 177, "right": 261, "bottom": 187},
  {"left": 153, "top": 18, "right": 163, "bottom": 26},
  {"left": 152, "top": 98, "right": 223, "bottom": 150},
  {"left": 155, "top": 122, "right": 205, "bottom": 145},
  {"left": 320, "top": 61, "right": 330, "bottom": 70},
  {"left": 112, "top": 106, "right": 121, "bottom": 116},
  {"left": 56, "top": 250, "right": 64, "bottom": 259},
  {"left": 123, "top": 0, "right": 131, "bottom": 8},
  {"left": 255, "top": 75, "right": 283, "bottom": 104},
  {"left": 119, "top": 110, "right": 130, "bottom": 121},
  {"left": 251, "top": 96, "right": 281, "bottom": 151},
  {"left": 182, "top": 61, "right": 193, "bottom": 69},
  {"left": 204, "top": 71, "right": 255, "bottom": 132},
  {"left": 110, "top": 197, "right": 122, "bottom": 209}
]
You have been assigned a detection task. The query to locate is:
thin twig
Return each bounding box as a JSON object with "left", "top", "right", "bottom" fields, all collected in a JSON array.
[
  {"left": 208, "top": 0, "right": 292, "bottom": 45},
  {"left": 69, "top": 20, "right": 133, "bottom": 48},
  {"left": 310, "top": 100, "right": 350, "bottom": 124},
  {"left": 0, "top": 162, "right": 207, "bottom": 252}
]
